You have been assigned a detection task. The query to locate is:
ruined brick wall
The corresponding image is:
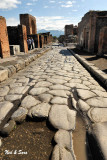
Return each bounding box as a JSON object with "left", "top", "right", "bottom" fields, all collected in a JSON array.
[
  {"left": 98, "top": 27, "right": 107, "bottom": 55},
  {"left": 94, "top": 16, "right": 107, "bottom": 52},
  {"left": 7, "top": 25, "right": 28, "bottom": 53},
  {"left": 65, "top": 25, "right": 73, "bottom": 36},
  {"left": 7, "top": 26, "right": 19, "bottom": 45},
  {"left": 73, "top": 26, "right": 78, "bottom": 35},
  {"left": 78, "top": 11, "right": 107, "bottom": 53},
  {"left": 0, "top": 16, "right": 10, "bottom": 58},
  {"left": 18, "top": 25, "right": 28, "bottom": 53},
  {"left": 39, "top": 35, "right": 44, "bottom": 48},
  {"left": 20, "top": 14, "right": 37, "bottom": 35},
  {"left": 78, "top": 12, "right": 90, "bottom": 49}
]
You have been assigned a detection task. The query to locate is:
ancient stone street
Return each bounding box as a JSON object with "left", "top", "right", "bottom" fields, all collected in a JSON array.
[{"left": 0, "top": 44, "right": 107, "bottom": 160}]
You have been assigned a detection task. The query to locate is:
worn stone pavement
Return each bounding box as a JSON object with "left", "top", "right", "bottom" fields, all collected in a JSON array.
[{"left": 0, "top": 43, "right": 107, "bottom": 159}]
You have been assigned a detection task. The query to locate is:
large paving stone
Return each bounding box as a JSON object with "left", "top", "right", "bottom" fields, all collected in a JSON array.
[
  {"left": 9, "top": 86, "right": 30, "bottom": 95},
  {"left": 21, "top": 95, "right": 40, "bottom": 109},
  {"left": 0, "top": 101, "right": 13, "bottom": 123},
  {"left": 51, "top": 97, "right": 68, "bottom": 105},
  {"left": 11, "top": 107, "right": 28, "bottom": 123},
  {"left": 52, "top": 145, "right": 74, "bottom": 160},
  {"left": 28, "top": 103, "right": 51, "bottom": 118},
  {"left": 48, "top": 90, "right": 67, "bottom": 98},
  {"left": 29, "top": 87, "right": 49, "bottom": 96},
  {"left": 87, "top": 108, "right": 107, "bottom": 123},
  {"left": 92, "top": 90, "right": 107, "bottom": 98},
  {"left": 86, "top": 97, "right": 107, "bottom": 108},
  {"left": 38, "top": 94, "right": 53, "bottom": 103},
  {"left": 16, "top": 78, "right": 29, "bottom": 84},
  {"left": 77, "top": 99, "right": 90, "bottom": 112},
  {"left": 34, "top": 81, "right": 52, "bottom": 87},
  {"left": 76, "top": 89, "right": 96, "bottom": 100},
  {"left": 5, "top": 95, "right": 22, "bottom": 102},
  {"left": 9, "top": 83, "right": 22, "bottom": 88},
  {"left": 0, "top": 86, "right": 9, "bottom": 96},
  {"left": 54, "top": 129, "right": 71, "bottom": 150},
  {"left": 0, "top": 70, "right": 8, "bottom": 82},
  {"left": 90, "top": 122, "right": 107, "bottom": 160},
  {"left": 47, "top": 78, "right": 67, "bottom": 84},
  {"left": 49, "top": 84, "right": 70, "bottom": 90},
  {"left": 49, "top": 104, "right": 76, "bottom": 130}
]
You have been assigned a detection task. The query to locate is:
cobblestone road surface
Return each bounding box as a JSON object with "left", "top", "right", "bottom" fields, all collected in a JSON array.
[{"left": 0, "top": 44, "right": 107, "bottom": 160}]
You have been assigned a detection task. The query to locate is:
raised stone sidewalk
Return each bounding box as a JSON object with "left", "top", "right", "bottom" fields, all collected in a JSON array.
[
  {"left": 0, "top": 44, "right": 107, "bottom": 159},
  {"left": 0, "top": 46, "right": 51, "bottom": 83}
]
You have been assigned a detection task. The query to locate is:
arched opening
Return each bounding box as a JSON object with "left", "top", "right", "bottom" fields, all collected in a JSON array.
[{"left": 31, "top": 20, "right": 35, "bottom": 34}]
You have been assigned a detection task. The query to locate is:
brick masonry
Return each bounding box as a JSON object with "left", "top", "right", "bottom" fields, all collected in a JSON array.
[
  {"left": 78, "top": 11, "right": 107, "bottom": 54},
  {"left": 98, "top": 27, "right": 107, "bottom": 56},
  {"left": 0, "top": 16, "right": 10, "bottom": 58},
  {"left": 7, "top": 25, "right": 28, "bottom": 53},
  {"left": 20, "top": 14, "right": 37, "bottom": 35}
]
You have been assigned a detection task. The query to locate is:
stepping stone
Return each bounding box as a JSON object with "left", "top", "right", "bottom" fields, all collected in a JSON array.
[
  {"left": 11, "top": 107, "right": 28, "bottom": 123},
  {"left": 0, "top": 101, "right": 13, "bottom": 123},
  {"left": 0, "top": 70, "right": 8, "bottom": 82},
  {"left": 83, "top": 81, "right": 92, "bottom": 86},
  {"left": 5, "top": 95, "right": 22, "bottom": 102},
  {"left": 77, "top": 99, "right": 90, "bottom": 112},
  {"left": 54, "top": 129, "right": 71, "bottom": 150},
  {"left": 48, "top": 90, "right": 67, "bottom": 98},
  {"left": 49, "top": 84, "right": 70, "bottom": 90},
  {"left": 38, "top": 94, "right": 53, "bottom": 103},
  {"left": 76, "top": 89, "right": 96, "bottom": 100},
  {"left": 52, "top": 145, "right": 74, "bottom": 160},
  {"left": 0, "top": 86, "right": 9, "bottom": 96},
  {"left": 21, "top": 95, "right": 40, "bottom": 109},
  {"left": 49, "top": 104, "right": 76, "bottom": 130},
  {"left": 86, "top": 97, "right": 107, "bottom": 108},
  {"left": 34, "top": 81, "right": 52, "bottom": 87},
  {"left": 0, "top": 120, "right": 16, "bottom": 135},
  {"left": 87, "top": 108, "right": 107, "bottom": 123},
  {"left": 29, "top": 87, "right": 49, "bottom": 96},
  {"left": 28, "top": 103, "right": 51, "bottom": 118},
  {"left": 47, "top": 78, "right": 66, "bottom": 84},
  {"left": 51, "top": 97, "right": 68, "bottom": 105}
]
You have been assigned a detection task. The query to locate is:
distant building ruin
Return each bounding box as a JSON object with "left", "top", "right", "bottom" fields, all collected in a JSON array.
[
  {"left": 0, "top": 16, "right": 10, "bottom": 58},
  {"left": 78, "top": 11, "right": 107, "bottom": 55}
]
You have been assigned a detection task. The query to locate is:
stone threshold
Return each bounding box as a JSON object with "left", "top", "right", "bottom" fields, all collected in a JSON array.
[
  {"left": 68, "top": 48, "right": 107, "bottom": 90},
  {"left": 0, "top": 48, "right": 51, "bottom": 83}
]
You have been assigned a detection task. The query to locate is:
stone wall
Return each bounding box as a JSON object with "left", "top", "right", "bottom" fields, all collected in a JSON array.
[
  {"left": 39, "top": 35, "right": 44, "bottom": 48},
  {"left": 65, "top": 24, "right": 73, "bottom": 36},
  {"left": 0, "top": 16, "right": 10, "bottom": 58},
  {"left": 78, "top": 11, "right": 107, "bottom": 54},
  {"left": 20, "top": 14, "right": 37, "bottom": 35},
  {"left": 7, "top": 25, "right": 28, "bottom": 53},
  {"left": 98, "top": 27, "right": 107, "bottom": 56}
]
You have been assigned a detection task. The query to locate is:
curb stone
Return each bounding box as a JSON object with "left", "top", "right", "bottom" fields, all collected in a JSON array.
[
  {"left": 68, "top": 49, "right": 107, "bottom": 90},
  {"left": 0, "top": 48, "right": 51, "bottom": 83}
]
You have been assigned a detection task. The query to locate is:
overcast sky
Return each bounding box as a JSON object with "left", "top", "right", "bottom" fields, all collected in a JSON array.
[{"left": 0, "top": 0, "right": 107, "bottom": 31}]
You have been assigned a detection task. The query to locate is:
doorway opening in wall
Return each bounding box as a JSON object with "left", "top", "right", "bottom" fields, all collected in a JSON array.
[{"left": 31, "top": 20, "right": 35, "bottom": 34}]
